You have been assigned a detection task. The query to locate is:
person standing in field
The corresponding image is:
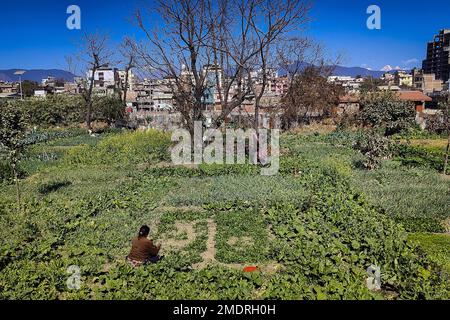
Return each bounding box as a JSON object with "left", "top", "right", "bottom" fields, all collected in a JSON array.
[{"left": 127, "top": 225, "right": 162, "bottom": 267}]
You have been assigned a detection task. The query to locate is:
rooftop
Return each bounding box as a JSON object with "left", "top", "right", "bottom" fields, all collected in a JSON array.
[{"left": 396, "top": 91, "right": 432, "bottom": 102}]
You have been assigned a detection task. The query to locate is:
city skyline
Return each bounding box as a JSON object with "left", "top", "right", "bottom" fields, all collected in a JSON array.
[{"left": 0, "top": 0, "right": 449, "bottom": 71}]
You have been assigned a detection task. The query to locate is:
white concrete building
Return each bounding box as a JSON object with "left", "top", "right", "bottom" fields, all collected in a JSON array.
[{"left": 86, "top": 67, "right": 119, "bottom": 96}]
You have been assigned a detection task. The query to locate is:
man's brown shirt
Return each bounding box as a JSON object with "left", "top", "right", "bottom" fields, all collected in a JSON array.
[{"left": 128, "top": 237, "right": 159, "bottom": 261}]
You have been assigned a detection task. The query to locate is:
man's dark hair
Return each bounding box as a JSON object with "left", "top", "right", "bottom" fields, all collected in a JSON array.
[{"left": 138, "top": 225, "right": 150, "bottom": 238}]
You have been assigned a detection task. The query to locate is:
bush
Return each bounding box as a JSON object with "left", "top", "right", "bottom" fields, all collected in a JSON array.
[
  {"left": 64, "top": 129, "right": 172, "bottom": 166},
  {"left": 12, "top": 95, "right": 85, "bottom": 126},
  {"left": 360, "top": 91, "right": 416, "bottom": 136},
  {"left": 91, "top": 96, "right": 126, "bottom": 126},
  {"left": 426, "top": 116, "right": 447, "bottom": 135},
  {"left": 8, "top": 95, "right": 125, "bottom": 128},
  {"left": 353, "top": 131, "right": 391, "bottom": 170}
]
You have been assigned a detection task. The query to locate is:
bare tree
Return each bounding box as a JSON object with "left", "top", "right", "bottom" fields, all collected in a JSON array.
[
  {"left": 78, "top": 32, "right": 113, "bottom": 130},
  {"left": 242, "top": 0, "right": 311, "bottom": 132},
  {"left": 64, "top": 55, "right": 78, "bottom": 76},
  {"left": 133, "top": 0, "right": 212, "bottom": 137},
  {"left": 133, "top": 0, "right": 311, "bottom": 136},
  {"left": 276, "top": 39, "right": 342, "bottom": 129},
  {"left": 119, "top": 38, "right": 137, "bottom": 108}
]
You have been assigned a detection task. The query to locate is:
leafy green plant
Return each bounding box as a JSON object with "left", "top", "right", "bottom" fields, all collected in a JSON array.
[
  {"left": 215, "top": 209, "right": 269, "bottom": 264},
  {"left": 353, "top": 131, "right": 391, "bottom": 170},
  {"left": 360, "top": 91, "right": 416, "bottom": 136},
  {"left": 64, "top": 129, "right": 172, "bottom": 166},
  {"left": 392, "top": 143, "right": 447, "bottom": 174},
  {"left": 0, "top": 101, "right": 30, "bottom": 206}
]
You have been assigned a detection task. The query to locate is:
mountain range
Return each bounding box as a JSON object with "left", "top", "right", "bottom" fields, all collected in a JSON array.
[
  {"left": 0, "top": 65, "right": 395, "bottom": 83},
  {"left": 0, "top": 69, "right": 76, "bottom": 83},
  {"left": 331, "top": 66, "right": 386, "bottom": 78},
  {"left": 278, "top": 62, "right": 389, "bottom": 78}
]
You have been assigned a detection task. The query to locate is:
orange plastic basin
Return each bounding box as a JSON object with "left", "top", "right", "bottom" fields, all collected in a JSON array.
[{"left": 243, "top": 266, "right": 258, "bottom": 273}]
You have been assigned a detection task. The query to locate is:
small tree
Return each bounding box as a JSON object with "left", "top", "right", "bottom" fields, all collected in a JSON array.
[
  {"left": 77, "top": 32, "right": 113, "bottom": 130},
  {"left": 119, "top": 37, "right": 136, "bottom": 109},
  {"left": 0, "top": 101, "right": 29, "bottom": 208},
  {"left": 92, "top": 96, "right": 126, "bottom": 127},
  {"left": 360, "top": 91, "right": 416, "bottom": 136},
  {"left": 21, "top": 80, "right": 40, "bottom": 97},
  {"left": 280, "top": 65, "right": 343, "bottom": 129},
  {"left": 359, "top": 77, "right": 384, "bottom": 93}
]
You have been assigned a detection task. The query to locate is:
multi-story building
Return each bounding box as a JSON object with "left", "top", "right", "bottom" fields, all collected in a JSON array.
[
  {"left": 412, "top": 69, "right": 443, "bottom": 94},
  {"left": 86, "top": 67, "right": 119, "bottom": 96},
  {"left": 134, "top": 79, "right": 153, "bottom": 109},
  {"left": 134, "top": 78, "right": 175, "bottom": 111},
  {"left": 327, "top": 76, "right": 361, "bottom": 92},
  {"left": 381, "top": 72, "right": 395, "bottom": 85},
  {"left": 422, "top": 29, "right": 450, "bottom": 83},
  {"left": 42, "top": 76, "right": 57, "bottom": 86},
  {"left": 0, "top": 81, "right": 19, "bottom": 99},
  {"left": 394, "top": 70, "right": 413, "bottom": 87},
  {"left": 203, "top": 64, "right": 224, "bottom": 106},
  {"left": 152, "top": 79, "right": 175, "bottom": 110},
  {"left": 0, "top": 81, "right": 17, "bottom": 93},
  {"left": 118, "top": 70, "right": 136, "bottom": 92}
]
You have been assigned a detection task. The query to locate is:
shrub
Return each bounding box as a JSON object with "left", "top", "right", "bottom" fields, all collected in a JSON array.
[
  {"left": 360, "top": 91, "right": 416, "bottom": 136},
  {"left": 8, "top": 95, "right": 125, "bottom": 128},
  {"left": 13, "top": 95, "right": 85, "bottom": 126},
  {"left": 91, "top": 96, "right": 126, "bottom": 126},
  {"left": 64, "top": 129, "right": 172, "bottom": 166},
  {"left": 353, "top": 131, "right": 391, "bottom": 170},
  {"left": 0, "top": 160, "right": 17, "bottom": 183}
]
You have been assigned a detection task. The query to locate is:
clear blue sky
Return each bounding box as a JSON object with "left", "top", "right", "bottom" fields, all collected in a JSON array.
[{"left": 0, "top": 0, "right": 449, "bottom": 71}]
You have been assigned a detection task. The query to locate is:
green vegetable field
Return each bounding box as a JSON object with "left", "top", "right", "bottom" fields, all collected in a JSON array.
[{"left": 0, "top": 129, "right": 449, "bottom": 300}]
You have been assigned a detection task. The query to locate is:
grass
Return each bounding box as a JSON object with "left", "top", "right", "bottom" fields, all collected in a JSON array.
[
  {"left": 165, "top": 175, "right": 311, "bottom": 207},
  {"left": 404, "top": 139, "right": 448, "bottom": 150},
  {"left": 408, "top": 233, "right": 450, "bottom": 274},
  {"left": 351, "top": 161, "right": 450, "bottom": 232}
]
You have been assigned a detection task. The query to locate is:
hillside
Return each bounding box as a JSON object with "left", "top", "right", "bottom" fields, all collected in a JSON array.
[{"left": 0, "top": 69, "right": 76, "bottom": 83}]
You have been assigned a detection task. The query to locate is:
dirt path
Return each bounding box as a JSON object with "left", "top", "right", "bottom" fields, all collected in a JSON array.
[
  {"left": 192, "top": 219, "right": 282, "bottom": 273},
  {"left": 161, "top": 221, "right": 197, "bottom": 252},
  {"left": 193, "top": 219, "right": 217, "bottom": 269}
]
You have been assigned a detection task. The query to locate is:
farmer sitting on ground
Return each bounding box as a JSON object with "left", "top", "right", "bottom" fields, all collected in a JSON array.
[{"left": 127, "top": 225, "right": 162, "bottom": 266}]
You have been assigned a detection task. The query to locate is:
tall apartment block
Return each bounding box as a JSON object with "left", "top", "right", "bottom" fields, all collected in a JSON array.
[{"left": 422, "top": 29, "right": 450, "bottom": 83}]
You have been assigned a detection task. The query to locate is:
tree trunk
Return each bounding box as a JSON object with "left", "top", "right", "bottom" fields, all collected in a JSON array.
[
  {"left": 444, "top": 135, "right": 449, "bottom": 175},
  {"left": 123, "top": 71, "right": 129, "bottom": 108},
  {"left": 254, "top": 102, "right": 260, "bottom": 133},
  {"left": 86, "top": 68, "right": 97, "bottom": 130}
]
